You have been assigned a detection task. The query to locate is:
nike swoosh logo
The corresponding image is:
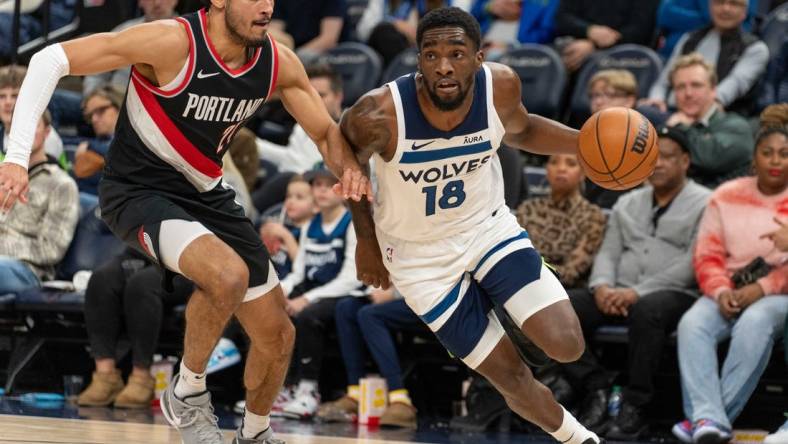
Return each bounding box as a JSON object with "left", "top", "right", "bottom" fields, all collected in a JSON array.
[
  {"left": 197, "top": 70, "right": 220, "bottom": 79},
  {"left": 411, "top": 140, "right": 434, "bottom": 151}
]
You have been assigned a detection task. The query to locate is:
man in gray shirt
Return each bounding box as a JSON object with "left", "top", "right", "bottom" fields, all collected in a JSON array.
[
  {"left": 640, "top": 0, "right": 768, "bottom": 119},
  {"left": 562, "top": 127, "right": 711, "bottom": 441}
]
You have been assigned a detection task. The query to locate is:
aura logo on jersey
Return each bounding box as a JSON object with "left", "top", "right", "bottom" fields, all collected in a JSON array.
[{"left": 182, "top": 94, "right": 266, "bottom": 123}]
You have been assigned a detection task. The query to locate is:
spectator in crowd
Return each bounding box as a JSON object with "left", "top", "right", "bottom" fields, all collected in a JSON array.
[
  {"left": 655, "top": 0, "right": 759, "bottom": 58},
  {"left": 553, "top": 0, "right": 660, "bottom": 71},
  {"left": 583, "top": 69, "right": 639, "bottom": 208},
  {"left": 0, "top": 65, "right": 67, "bottom": 169},
  {"left": 471, "top": 0, "right": 559, "bottom": 57},
  {"left": 0, "top": 111, "right": 78, "bottom": 294},
  {"left": 270, "top": 0, "right": 344, "bottom": 61},
  {"left": 73, "top": 85, "right": 122, "bottom": 197},
  {"left": 758, "top": 40, "right": 788, "bottom": 107},
  {"left": 643, "top": 0, "right": 769, "bottom": 117},
  {"left": 516, "top": 154, "right": 606, "bottom": 289},
  {"left": 260, "top": 175, "right": 316, "bottom": 279},
  {"left": 663, "top": 54, "right": 754, "bottom": 188},
  {"left": 277, "top": 163, "right": 365, "bottom": 419},
  {"left": 562, "top": 127, "right": 711, "bottom": 440},
  {"left": 673, "top": 126, "right": 788, "bottom": 444},
  {"left": 317, "top": 287, "right": 423, "bottom": 428},
  {"left": 759, "top": 103, "right": 788, "bottom": 130},
  {"left": 253, "top": 64, "right": 343, "bottom": 213},
  {"left": 77, "top": 249, "right": 193, "bottom": 408},
  {"left": 82, "top": 0, "right": 178, "bottom": 96}
]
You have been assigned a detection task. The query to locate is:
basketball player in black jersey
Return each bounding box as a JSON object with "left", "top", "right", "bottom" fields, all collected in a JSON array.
[{"left": 0, "top": 1, "right": 370, "bottom": 443}]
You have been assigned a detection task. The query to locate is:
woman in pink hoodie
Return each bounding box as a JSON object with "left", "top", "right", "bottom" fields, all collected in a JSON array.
[{"left": 671, "top": 126, "right": 788, "bottom": 444}]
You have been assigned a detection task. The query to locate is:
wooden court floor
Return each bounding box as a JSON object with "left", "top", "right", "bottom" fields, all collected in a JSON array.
[{"left": 0, "top": 414, "right": 423, "bottom": 444}]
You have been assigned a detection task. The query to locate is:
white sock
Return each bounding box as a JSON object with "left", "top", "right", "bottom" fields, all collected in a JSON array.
[
  {"left": 174, "top": 361, "right": 207, "bottom": 399},
  {"left": 550, "top": 407, "right": 599, "bottom": 444},
  {"left": 241, "top": 410, "right": 271, "bottom": 439},
  {"left": 297, "top": 379, "right": 318, "bottom": 394}
]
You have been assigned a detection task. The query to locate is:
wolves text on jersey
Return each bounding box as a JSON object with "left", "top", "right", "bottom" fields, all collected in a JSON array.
[{"left": 399, "top": 154, "right": 493, "bottom": 184}]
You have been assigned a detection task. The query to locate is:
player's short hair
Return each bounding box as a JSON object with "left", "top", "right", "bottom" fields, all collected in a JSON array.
[
  {"left": 82, "top": 85, "right": 124, "bottom": 111},
  {"left": 669, "top": 53, "right": 717, "bottom": 87},
  {"left": 305, "top": 63, "right": 343, "bottom": 93},
  {"left": 0, "top": 65, "right": 27, "bottom": 90},
  {"left": 587, "top": 69, "right": 638, "bottom": 97},
  {"left": 417, "top": 7, "right": 481, "bottom": 51}
]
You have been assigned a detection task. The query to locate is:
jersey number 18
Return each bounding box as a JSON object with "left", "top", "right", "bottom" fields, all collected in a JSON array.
[{"left": 422, "top": 180, "right": 466, "bottom": 216}]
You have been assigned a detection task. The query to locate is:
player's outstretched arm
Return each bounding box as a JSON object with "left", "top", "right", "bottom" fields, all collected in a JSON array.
[
  {"left": 276, "top": 45, "right": 371, "bottom": 202},
  {"left": 339, "top": 89, "right": 395, "bottom": 289},
  {"left": 490, "top": 62, "right": 579, "bottom": 156},
  {"left": 0, "top": 21, "right": 187, "bottom": 211}
]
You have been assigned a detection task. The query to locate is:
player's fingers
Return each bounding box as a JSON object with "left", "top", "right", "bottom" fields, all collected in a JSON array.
[
  {"left": 365, "top": 177, "right": 374, "bottom": 202},
  {"left": 349, "top": 170, "right": 362, "bottom": 201}
]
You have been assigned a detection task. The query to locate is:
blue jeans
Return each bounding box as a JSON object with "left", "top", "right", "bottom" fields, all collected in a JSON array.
[
  {"left": 0, "top": 256, "right": 40, "bottom": 294},
  {"left": 335, "top": 297, "right": 423, "bottom": 391},
  {"left": 677, "top": 295, "right": 788, "bottom": 429}
]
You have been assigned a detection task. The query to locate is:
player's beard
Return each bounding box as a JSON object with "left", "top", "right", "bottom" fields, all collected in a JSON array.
[
  {"left": 224, "top": 2, "right": 268, "bottom": 48},
  {"left": 425, "top": 73, "right": 473, "bottom": 111}
]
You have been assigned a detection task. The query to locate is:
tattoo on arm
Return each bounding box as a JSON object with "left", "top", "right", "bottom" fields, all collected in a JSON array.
[{"left": 340, "top": 95, "right": 391, "bottom": 161}]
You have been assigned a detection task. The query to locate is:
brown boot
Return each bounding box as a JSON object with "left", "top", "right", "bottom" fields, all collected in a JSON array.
[
  {"left": 114, "top": 372, "right": 155, "bottom": 409},
  {"left": 77, "top": 370, "right": 124, "bottom": 407},
  {"left": 380, "top": 402, "right": 417, "bottom": 429},
  {"left": 317, "top": 396, "right": 358, "bottom": 422}
]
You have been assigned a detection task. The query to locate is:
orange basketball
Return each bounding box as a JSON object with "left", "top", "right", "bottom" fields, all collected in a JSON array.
[{"left": 578, "top": 107, "right": 658, "bottom": 191}]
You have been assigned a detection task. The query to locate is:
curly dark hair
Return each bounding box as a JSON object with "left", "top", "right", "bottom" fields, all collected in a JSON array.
[{"left": 416, "top": 6, "right": 481, "bottom": 51}]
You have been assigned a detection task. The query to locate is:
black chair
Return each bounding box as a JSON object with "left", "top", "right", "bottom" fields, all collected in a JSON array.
[
  {"left": 759, "top": 2, "right": 788, "bottom": 58},
  {"left": 567, "top": 44, "right": 664, "bottom": 124},
  {"left": 317, "top": 42, "right": 383, "bottom": 107},
  {"left": 498, "top": 44, "right": 567, "bottom": 120},
  {"left": 382, "top": 47, "right": 419, "bottom": 83}
]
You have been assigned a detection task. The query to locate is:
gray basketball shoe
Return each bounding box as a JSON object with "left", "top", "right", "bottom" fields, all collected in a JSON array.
[
  {"left": 232, "top": 425, "right": 286, "bottom": 443},
  {"left": 160, "top": 375, "right": 224, "bottom": 444}
]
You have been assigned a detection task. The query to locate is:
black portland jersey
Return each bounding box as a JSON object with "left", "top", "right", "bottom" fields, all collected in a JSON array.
[{"left": 107, "top": 8, "right": 278, "bottom": 193}]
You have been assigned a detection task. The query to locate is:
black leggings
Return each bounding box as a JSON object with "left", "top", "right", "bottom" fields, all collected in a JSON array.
[{"left": 83, "top": 250, "right": 192, "bottom": 368}]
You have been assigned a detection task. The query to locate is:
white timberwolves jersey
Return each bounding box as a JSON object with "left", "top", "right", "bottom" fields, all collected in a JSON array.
[{"left": 373, "top": 63, "right": 507, "bottom": 242}]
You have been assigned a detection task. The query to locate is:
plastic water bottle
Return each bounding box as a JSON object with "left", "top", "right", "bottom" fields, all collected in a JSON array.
[{"left": 608, "top": 386, "right": 622, "bottom": 418}]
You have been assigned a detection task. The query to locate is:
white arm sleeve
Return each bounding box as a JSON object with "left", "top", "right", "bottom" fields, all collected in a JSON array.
[{"left": 3, "top": 44, "right": 70, "bottom": 170}]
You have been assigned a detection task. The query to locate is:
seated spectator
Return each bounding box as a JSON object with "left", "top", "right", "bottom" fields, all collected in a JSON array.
[
  {"left": 270, "top": 0, "right": 344, "bottom": 61},
  {"left": 663, "top": 54, "right": 754, "bottom": 188},
  {"left": 583, "top": 69, "right": 639, "bottom": 208},
  {"left": 82, "top": 0, "right": 178, "bottom": 96},
  {"left": 73, "top": 86, "right": 122, "bottom": 197},
  {"left": 0, "top": 65, "right": 67, "bottom": 169},
  {"left": 673, "top": 126, "right": 788, "bottom": 444},
  {"left": 77, "top": 248, "right": 193, "bottom": 408},
  {"left": 471, "top": 0, "right": 559, "bottom": 57},
  {"left": 643, "top": 0, "right": 769, "bottom": 117},
  {"left": 277, "top": 163, "right": 365, "bottom": 419},
  {"left": 261, "top": 175, "right": 316, "bottom": 279},
  {"left": 253, "top": 64, "right": 342, "bottom": 213},
  {"left": 553, "top": 0, "right": 660, "bottom": 71},
  {"left": 561, "top": 127, "right": 711, "bottom": 440},
  {"left": 0, "top": 111, "right": 79, "bottom": 294},
  {"left": 655, "top": 0, "right": 758, "bottom": 58},
  {"left": 356, "top": 0, "right": 444, "bottom": 65},
  {"left": 516, "top": 154, "right": 606, "bottom": 289}
]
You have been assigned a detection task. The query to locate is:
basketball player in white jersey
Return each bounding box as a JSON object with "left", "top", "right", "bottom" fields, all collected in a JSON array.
[
  {"left": 0, "top": 0, "right": 370, "bottom": 443},
  {"left": 343, "top": 7, "right": 600, "bottom": 444}
]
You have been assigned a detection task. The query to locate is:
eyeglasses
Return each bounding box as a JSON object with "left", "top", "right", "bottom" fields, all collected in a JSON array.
[
  {"left": 83, "top": 104, "right": 114, "bottom": 122},
  {"left": 711, "top": 0, "right": 747, "bottom": 8}
]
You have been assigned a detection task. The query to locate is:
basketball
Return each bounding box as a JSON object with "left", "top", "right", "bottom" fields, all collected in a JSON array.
[{"left": 578, "top": 107, "right": 658, "bottom": 191}]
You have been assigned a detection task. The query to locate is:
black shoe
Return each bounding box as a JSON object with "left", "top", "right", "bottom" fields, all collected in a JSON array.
[
  {"left": 578, "top": 388, "right": 609, "bottom": 432},
  {"left": 605, "top": 401, "right": 647, "bottom": 440}
]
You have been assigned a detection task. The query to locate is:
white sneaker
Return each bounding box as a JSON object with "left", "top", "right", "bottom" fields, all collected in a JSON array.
[
  {"left": 234, "top": 386, "right": 294, "bottom": 417},
  {"left": 281, "top": 388, "right": 320, "bottom": 420},
  {"left": 765, "top": 419, "right": 788, "bottom": 444}
]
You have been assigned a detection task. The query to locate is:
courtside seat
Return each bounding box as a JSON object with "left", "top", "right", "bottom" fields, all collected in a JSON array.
[
  {"left": 317, "top": 42, "right": 383, "bottom": 107},
  {"left": 498, "top": 44, "right": 567, "bottom": 120},
  {"left": 567, "top": 44, "right": 663, "bottom": 124},
  {"left": 382, "top": 47, "right": 418, "bottom": 83}
]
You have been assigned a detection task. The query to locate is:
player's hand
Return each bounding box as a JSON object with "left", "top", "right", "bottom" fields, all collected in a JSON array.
[
  {"left": 332, "top": 167, "right": 374, "bottom": 202},
  {"left": 286, "top": 296, "right": 310, "bottom": 316},
  {"left": 760, "top": 217, "right": 788, "bottom": 252},
  {"left": 0, "top": 162, "right": 29, "bottom": 213},
  {"left": 356, "top": 237, "right": 390, "bottom": 289},
  {"left": 717, "top": 290, "right": 740, "bottom": 319}
]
